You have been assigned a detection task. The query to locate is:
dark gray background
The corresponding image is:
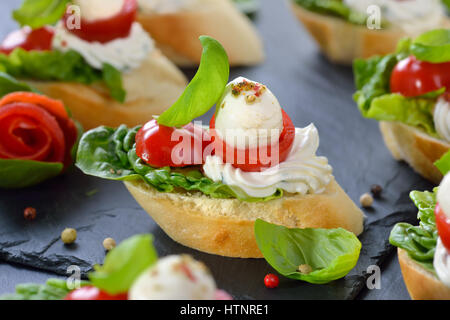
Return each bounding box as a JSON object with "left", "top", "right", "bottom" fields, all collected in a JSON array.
[{"left": 0, "top": 0, "right": 430, "bottom": 299}]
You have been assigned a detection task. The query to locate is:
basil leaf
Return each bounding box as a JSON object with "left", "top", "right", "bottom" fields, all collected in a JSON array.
[
  {"left": 435, "top": 150, "right": 450, "bottom": 175},
  {"left": 444, "top": 0, "right": 450, "bottom": 12},
  {"left": 389, "top": 189, "right": 438, "bottom": 273},
  {"left": 0, "top": 278, "right": 88, "bottom": 300},
  {"left": 411, "top": 29, "right": 450, "bottom": 63},
  {"left": 254, "top": 219, "right": 362, "bottom": 284},
  {"left": 89, "top": 234, "right": 158, "bottom": 294},
  {"left": 0, "top": 72, "right": 36, "bottom": 96},
  {"left": 13, "top": 0, "right": 70, "bottom": 29},
  {"left": 76, "top": 125, "right": 282, "bottom": 202},
  {"left": 293, "top": 0, "right": 367, "bottom": 25},
  {"left": 0, "top": 159, "right": 63, "bottom": 189},
  {"left": 157, "top": 36, "right": 229, "bottom": 127},
  {"left": 0, "top": 49, "right": 126, "bottom": 102}
]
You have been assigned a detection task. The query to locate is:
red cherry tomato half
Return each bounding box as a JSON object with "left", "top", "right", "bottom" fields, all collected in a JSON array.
[
  {"left": 136, "top": 119, "right": 210, "bottom": 168},
  {"left": 0, "top": 26, "right": 54, "bottom": 55},
  {"left": 0, "top": 92, "right": 78, "bottom": 168},
  {"left": 435, "top": 203, "right": 450, "bottom": 252},
  {"left": 65, "top": 286, "right": 128, "bottom": 300},
  {"left": 210, "top": 109, "right": 295, "bottom": 172},
  {"left": 390, "top": 55, "right": 450, "bottom": 98},
  {"left": 63, "top": 0, "right": 137, "bottom": 43},
  {"left": 264, "top": 274, "right": 279, "bottom": 289}
]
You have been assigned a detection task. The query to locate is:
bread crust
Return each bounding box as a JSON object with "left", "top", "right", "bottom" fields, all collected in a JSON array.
[
  {"left": 379, "top": 121, "right": 450, "bottom": 184},
  {"left": 124, "top": 178, "right": 364, "bottom": 258},
  {"left": 137, "top": 0, "right": 264, "bottom": 67},
  {"left": 26, "top": 50, "right": 187, "bottom": 130},
  {"left": 398, "top": 248, "right": 450, "bottom": 300},
  {"left": 290, "top": 3, "right": 450, "bottom": 65}
]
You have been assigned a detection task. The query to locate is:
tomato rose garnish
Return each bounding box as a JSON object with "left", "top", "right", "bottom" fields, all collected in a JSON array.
[
  {"left": 390, "top": 55, "right": 450, "bottom": 98},
  {"left": 63, "top": 0, "right": 137, "bottom": 44},
  {"left": 65, "top": 286, "right": 128, "bottom": 300},
  {"left": 136, "top": 119, "right": 210, "bottom": 168},
  {"left": 435, "top": 203, "right": 450, "bottom": 252},
  {"left": 0, "top": 92, "right": 78, "bottom": 168},
  {"left": 210, "top": 109, "right": 296, "bottom": 172},
  {"left": 0, "top": 26, "right": 54, "bottom": 55}
]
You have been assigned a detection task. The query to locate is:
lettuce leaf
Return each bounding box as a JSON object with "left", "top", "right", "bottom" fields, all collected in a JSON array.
[
  {"left": 13, "top": 0, "right": 70, "bottom": 29},
  {"left": 389, "top": 189, "right": 438, "bottom": 273},
  {"left": 76, "top": 125, "right": 283, "bottom": 202},
  {"left": 254, "top": 219, "right": 361, "bottom": 284},
  {"left": 293, "top": 0, "right": 367, "bottom": 25},
  {"left": 435, "top": 150, "right": 450, "bottom": 176},
  {"left": 0, "top": 48, "right": 126, "bottom": 103}
]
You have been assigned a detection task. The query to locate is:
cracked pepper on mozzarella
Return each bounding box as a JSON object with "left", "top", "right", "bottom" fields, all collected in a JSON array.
[{"left": 129, "top": 255, "right": 217, "bottom": 300}]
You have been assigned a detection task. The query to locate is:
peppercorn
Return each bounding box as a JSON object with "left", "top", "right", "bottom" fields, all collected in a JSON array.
[
  {"left": 371, "top": 184, "right": 383, "bottom": 198},
  {"left": 103, "top": 237, "right": 116, "bottom": 251},
  {"left": 61, "top": 228, "right": 77, "bottom": 244},
  {"left": 298, "top": 264, "right": 313, "bottom": 274},
  {"left": 360, "top": 193, "right": 374, "bottom": 208},
  {"left": 264, "top": 274, "right": 279, "bottom": 289},
  {"left": 23, "top": 207, "right": 36, "bottom": 221}
]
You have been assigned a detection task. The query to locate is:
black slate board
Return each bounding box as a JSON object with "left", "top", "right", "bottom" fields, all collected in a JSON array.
[{"left": 0, "top": 0, "right": 434, "bottom": 299}]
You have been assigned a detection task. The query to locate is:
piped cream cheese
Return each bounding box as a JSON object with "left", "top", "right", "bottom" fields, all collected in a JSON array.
[
  {"left": 434, "top": 97, "right": 450, "bottom": 144},
  {"left": 343, "top": 0, "right": 445, "bottom": 35},
  {"left": 434, "top": 238, "right": 450, "bottom": 288},
  {"left": 52, "top": 22, "right": 154, "bottom": 72},
  {"left": 203, "top": 124, "right": 333, "bottom": 198}
]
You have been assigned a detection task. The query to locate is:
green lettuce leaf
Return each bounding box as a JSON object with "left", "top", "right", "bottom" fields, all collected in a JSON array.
[
  {"left": 389, "top": 189, "right": 438, "bottom": 273},
  {"left": 435, "top": 150, "right": 450, "bottom": 175},
  {"left": 411, "top": 29, "right": 450, "bottom": 63},
  {"left": 89, "top": 234, "right": 158, "bottom": 295},
  {"left": 254, "top": 219, "right": 361, "bottom": 284},
  {"left": 0, "top": 278, "right": 89, "bottom": 300},
  {"left": 0, "top": 71, "right": 36, "bottom": 96},
  {"left": 0, "top": 160, "right": 63, "bottom": 189},
  {"left": 293, "top": 0, "right": 367, "bottom": 25},
  {"left": 157, "top": 36, "right": 229, "bottom": 127},
  {"left": 76, "top": 125, "right": 282, "bottom": 202},
  {"left": 13, "top": 0, "right": 70, "bottom": 29},
  {"left": 0, "top": 48, "right": 126, "bottom": 102}
]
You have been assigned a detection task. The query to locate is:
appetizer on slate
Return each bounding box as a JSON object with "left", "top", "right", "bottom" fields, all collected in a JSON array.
[
  {"left": 353, "top": 29, "right": 450, "bottom": 184},
  {"left": 0, "top": 74, "right": 81, "bottom": 189},
  {"left": 0, "top": 234, "right": 232, "bottom": 300},
  {"left": 76, "top": 36, "right": 364, "bottom": 259},
  {"left": 136, "top": 0, "right": 264, "bottom": 66},
  {"left": 290, "top": 0, "right": 450, "bottom": 64},
  {"left": 390, "top": 162, "right": 450, "bottom": 300},
  {"left": 0, "top": 0, "right": 187, "bottom": 130}
]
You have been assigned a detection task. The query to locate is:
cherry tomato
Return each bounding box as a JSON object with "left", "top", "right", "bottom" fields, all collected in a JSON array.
[
  {"left": 136, "top": 119, "right": 210, "bottom": 168},
  {"left": 435, "top": 203, "right": 450, "bottom": 252},
  {"left": 390, "top": 55, "right": 450, "bottom": 98},
  {"left": 0, "top": 26, "right": 54, "bottom": 55},
  {"left": 210, "top": 109, "right": 296, "bottom": 172},
  {"left": 65, "top": 286, "right": 128, "bottom": 300},
  {"left": 264, "top": 274, "right": 279, "bottom": 289},
  {"left": 63, "top": 0, "right": 137, "bottom": 43}
]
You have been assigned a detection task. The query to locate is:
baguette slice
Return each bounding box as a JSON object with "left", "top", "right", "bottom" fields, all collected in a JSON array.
[
  {"left": 398, "top": 248, "right": 450, "bottom": 300},
  {"left": 26, "top": 50, "right": 187, "bottom": 130},
  {"left": 137, "top": 0, "right": 264, "bottom": 67},
  {"left": 125, "top": 177, "right": 364, "bottom": 258},
  {"left": 380, "top": 121, "right": 450, "bottom": 184},
  {"left": 290, "top": 2, "right": 450, "bottom": 65}
]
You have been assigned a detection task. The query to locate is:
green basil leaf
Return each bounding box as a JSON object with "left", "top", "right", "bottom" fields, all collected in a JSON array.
[
  {"left": 0, "top": 72, "right": 36, "bottom": 96},
  {"left": 389, "top": 189, "right": 438, "bottom": 274},
  {"left": 254, "top": 219, "right": 362, "bottom": 284},
  {"left": 435, "top": 150, "right": 450, "bottom": 175},
  {"left": 293, "top": 0, "right": 367, "bottom": 25},
  {"left": 157, "top": 36, "right": 229, "bottom": 127},
  {"left": 89, "top": 234, "right": 158, "bottom": 294},
  {"left": 0, "top": 49, "right": 126, "bottom": 102},
  {"left": 13, "top": 0, "right": 70, "bottom": 29},
  {"left": 0, "top": 159, "right": 63, "bottom": 189},
  {"left": 411, "top": 29, "right": 450, "bottom": 63},
  {"left": 76, "top": 125, "right": 282, "bottom": 201}
]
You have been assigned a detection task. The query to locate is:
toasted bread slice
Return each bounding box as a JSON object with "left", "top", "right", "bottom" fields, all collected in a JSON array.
[
  {"left": 379, "top": 121, "right": 450, "bottom": 184},
  {"left": 124, "top": 177, "right": 364, "bottom": 258},
  {"left": 26, "top": 50, "right": 187, "bottom": 130},
  {"left": 398, "top": 248, "right": 450, "bottom": 300},
  {"left": 137, "top": 0, "right": 264, "bottom": 67},
  {"left": 290, "top": 2, "right": 450, "bottom": 65}
]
